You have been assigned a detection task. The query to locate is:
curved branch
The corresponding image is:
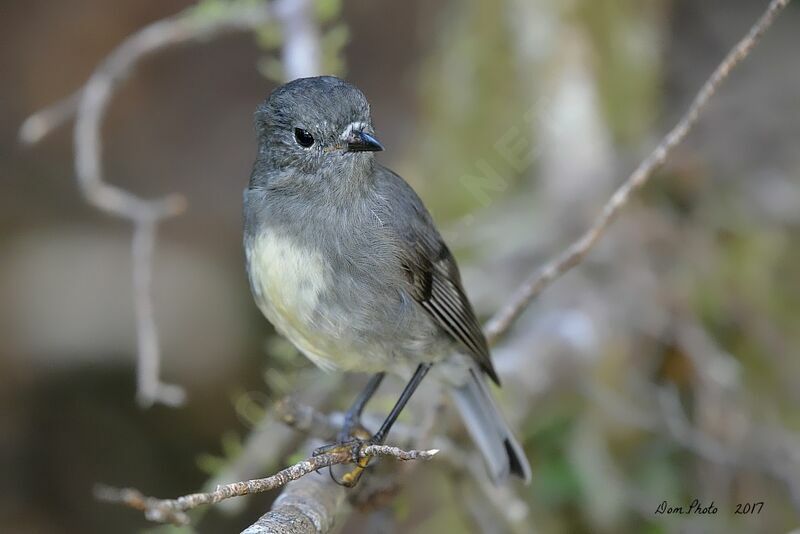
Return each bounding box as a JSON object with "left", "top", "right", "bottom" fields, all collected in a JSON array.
[
  {"left": 484, "top": 0, "right": 792, "bottom": 345},
  {"left": 73, "top": 2, "right": 282, "bottom": 407},
  {"left": 19, "top": 0, "right": 322, "bottom": 407}
]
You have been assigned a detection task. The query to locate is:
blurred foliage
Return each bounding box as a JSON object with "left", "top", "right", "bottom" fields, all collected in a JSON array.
[
  {"left": 574, "top": 0, "right": 663, "bottom": 143},
  {"left": 414, "top": 0, "right": 528, "bottom": 219},
  {"left": 188, "top": 0, "right": 264, "bottom": 25}
]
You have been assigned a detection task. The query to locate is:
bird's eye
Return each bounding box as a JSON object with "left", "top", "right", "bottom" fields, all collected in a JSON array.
[{"left": 294, "top": 128, "right": 315, "bottom": 148}]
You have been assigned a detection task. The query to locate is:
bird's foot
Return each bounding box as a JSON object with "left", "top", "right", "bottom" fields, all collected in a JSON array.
[
  {"left": 313, "top": 435, "right": 377, "bottom": 488},
  {"left": 338, "top": 410, "right": 371, "bottom": 443},
  {"left": 312, "top": 414, "right": 371, "bottom": 458},
  {"left": 313, "top": 437, "right": 362, "bottom": 460}
]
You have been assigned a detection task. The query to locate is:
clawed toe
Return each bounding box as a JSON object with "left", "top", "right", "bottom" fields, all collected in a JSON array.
[
  {"left": 313, "top": 437, "right": 376, "bottom": 488},
  {"left": 337, "top": 423, "right": 370, "bottom": 444},
  {"left": 313, "top": 437, "right": 364, "bottom": 461}
]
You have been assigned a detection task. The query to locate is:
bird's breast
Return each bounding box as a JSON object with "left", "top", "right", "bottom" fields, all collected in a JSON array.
[{"left": 246, "top": 229, "right": 334, "bottom": 367}]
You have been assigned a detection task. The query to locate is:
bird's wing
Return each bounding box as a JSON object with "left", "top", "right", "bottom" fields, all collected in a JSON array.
[{"left": 377, "top": 167, "right": 500, "bottom": 384}]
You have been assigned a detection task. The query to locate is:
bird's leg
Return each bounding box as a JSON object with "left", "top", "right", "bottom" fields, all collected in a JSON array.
[
  {"left": 315, "top": 363, "right": 432, "bottom": 487},
  {"left": 338, "top": 372, "right": 385, "bottom": 442},
  {"left": 368, "top": 363, "right": 431, "bottom": 445},
  {"left": 314, "top": 372, "right": 385, "bottom": 458}
]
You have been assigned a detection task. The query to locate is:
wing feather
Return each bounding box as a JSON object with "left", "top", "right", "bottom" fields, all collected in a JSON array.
[
  {"left": 378, "top": 165, "right": 499, "bottom": 384},
  {"left": 403, "top": 242, "right": 499, "bottom": 384}
]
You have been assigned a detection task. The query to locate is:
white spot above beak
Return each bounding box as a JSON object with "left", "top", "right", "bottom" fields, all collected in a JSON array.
[{"left": 340, "top": 121, "right": 368, "bottom": 140}]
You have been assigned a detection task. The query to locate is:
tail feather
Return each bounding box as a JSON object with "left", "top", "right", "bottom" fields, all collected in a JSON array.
[{"left": 449, "top": 368, "right": 531, "bottom": 484}]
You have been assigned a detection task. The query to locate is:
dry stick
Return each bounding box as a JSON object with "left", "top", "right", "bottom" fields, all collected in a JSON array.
[
  {"left": 484, "top": 0, "right": 792, "bottom": 345},
  {"left": 19, "top": 3, "right": 277, "bottom": 147},
  {"left": 19, "top": 1, "right": 321, "bottom": 407},
  {"left": 96, "top": 446, "right": 439, "bottom": 526},
  {"left": 74, "top": 3, "right": 286, "bottom": 408},
  {"left": 206, "top": 373, "right": 343, "bottom": 516},
  {"left": 18, "top": 90, "right": 81, "bottom": 145}
]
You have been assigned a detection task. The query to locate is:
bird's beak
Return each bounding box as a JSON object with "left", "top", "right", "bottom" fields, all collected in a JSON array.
[{"left": 346, "top": 130, "right": 384, "bottom": 152}]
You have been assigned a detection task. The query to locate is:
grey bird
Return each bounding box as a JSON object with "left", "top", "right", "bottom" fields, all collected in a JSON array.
[{"left": 243, "top": 76, "right": 530, "bottom": 484}]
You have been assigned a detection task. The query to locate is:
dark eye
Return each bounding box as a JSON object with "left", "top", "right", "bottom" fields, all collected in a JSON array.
[{"left": 294, "top": 128, "right": 315, "bottom": 148}]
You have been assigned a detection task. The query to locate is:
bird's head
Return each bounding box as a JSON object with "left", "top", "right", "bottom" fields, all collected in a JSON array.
[{"left": 253, "top": 76, "right": 383, "bottom": 188}]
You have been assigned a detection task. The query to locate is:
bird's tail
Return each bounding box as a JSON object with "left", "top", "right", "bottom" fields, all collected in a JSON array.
[{"left": 449, "top": 368, "right": 531, "bottom": 484}]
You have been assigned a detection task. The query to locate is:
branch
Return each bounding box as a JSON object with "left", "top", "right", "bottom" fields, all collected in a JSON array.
[
  {"left": 483, "top": 0, "right": 792, "bottom": 345},
  {"left": 205, "top": 374, "right": 343, "bottom": 516},
  {"left": 273, "top": 396, "right": 341, "bottom": 441},
  {"left": 19, "top": 3, "right": 276, "bottom": 147},
  {"left": 96, "top": 445, "right": 438, "bottom": 525},
  {"left": 18, "top": 90, "right": 81, "bottom": 145},
  {"left": 19, "top": 0, "right": 321, "bottom": 407},
  {"left": 74, "top": 2, "right": 278, "bottom": 408},
  {"left": 241, "top": 465, "right": 346, "bottom": 534}
]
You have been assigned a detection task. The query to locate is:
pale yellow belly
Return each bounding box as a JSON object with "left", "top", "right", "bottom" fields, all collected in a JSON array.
[{"left": 248, "top": 230, "right": 344, "bottom": 371}]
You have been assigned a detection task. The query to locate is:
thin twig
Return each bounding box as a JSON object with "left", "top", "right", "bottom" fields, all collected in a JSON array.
[
  {"left": 18, "top": 90, "right": 81, "bottom": 145},
  {"left": 274, "top": 396, "right": 341, "bottom": 441},
  {"left": 131, "top": 219, "right": 185, "bottom": 406},
  {"left": 484, "top": 0, "right": 792, "bottom": 344},
  {"left": 73, "top": 2, "right": 284, "bottom": 407},
  {"left": 206, "top": 374, "right": 342, "bottom": 515},
  {"left": 19, "top": 0, "right": 323, "bottom": 407},
  {"left": 96, "top": 445, "right": 438, "bottom": 525},
  {"left": 20, "top": 3, "right": 277, "bottom": 146}
]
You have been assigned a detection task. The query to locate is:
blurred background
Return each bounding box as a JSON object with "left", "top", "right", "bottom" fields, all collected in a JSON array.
[{"left": 2, "top": 0, "right": 800, "bottom": 532}]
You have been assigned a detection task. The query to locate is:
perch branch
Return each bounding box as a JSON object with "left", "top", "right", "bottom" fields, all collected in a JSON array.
[
  {"left": 241, "top": 461, "right": 346, "bottom": 534},
  {"left": 484, "top": 0, "right": 791, "bottom": 344},
  {"left": 96, "top": 445, "right": 438, "bottom": 525}
]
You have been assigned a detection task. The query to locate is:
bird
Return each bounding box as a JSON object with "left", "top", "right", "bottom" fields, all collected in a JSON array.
[{"left": 243, "top": 75, "right": 530, "bottom": 485}]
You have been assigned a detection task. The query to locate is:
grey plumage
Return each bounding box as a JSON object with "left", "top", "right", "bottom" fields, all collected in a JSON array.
[{"left": 243, "top": 76, "right": 530, "bottom": 484}]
